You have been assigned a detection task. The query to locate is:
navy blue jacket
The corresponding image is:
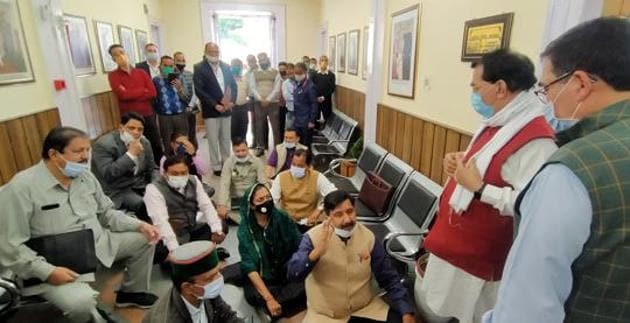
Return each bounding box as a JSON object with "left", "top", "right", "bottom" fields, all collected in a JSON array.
[
  {"left": 293, "top": 78, "right": 319, "bottom": 128},
  {"left": 193, "top": 60, "right": 237, "bottom": 119}
]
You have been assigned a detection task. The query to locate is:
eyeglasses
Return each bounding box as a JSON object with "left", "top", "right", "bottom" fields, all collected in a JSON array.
[{"left": 534, "top": 71, "right": 573, "bottom": 104}]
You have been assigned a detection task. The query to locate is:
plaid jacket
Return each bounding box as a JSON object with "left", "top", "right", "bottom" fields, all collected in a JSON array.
[{"left": 533, "top": 100, "right": 630, "bottom": 322}]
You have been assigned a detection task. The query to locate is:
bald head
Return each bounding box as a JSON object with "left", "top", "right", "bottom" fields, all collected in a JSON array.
[{"left": 204, "top": 42, "right": 220, "bottom": 64}]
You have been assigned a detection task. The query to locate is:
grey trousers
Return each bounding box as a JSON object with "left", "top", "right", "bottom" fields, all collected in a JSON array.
[
  {"left": 40, "top": 231, "right": 154, "bottom": 322},
  {"left": 254, "top": 102, "right": 281, "bottom": 150},
  {"left": 158, "top": 113, "right": 189, "bottom": 155},
  {"left": 204, "top": 116, "right": 232, "bottom": 171}
]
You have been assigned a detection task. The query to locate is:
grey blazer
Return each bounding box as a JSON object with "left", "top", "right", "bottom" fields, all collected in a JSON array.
[{"left": 91, "top": 130, "right": 157, "bottom": 200}]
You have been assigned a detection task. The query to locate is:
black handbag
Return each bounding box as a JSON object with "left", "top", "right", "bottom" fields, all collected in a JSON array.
[{"left": 23, "top": 229, "right": 97, "bottom": 286}]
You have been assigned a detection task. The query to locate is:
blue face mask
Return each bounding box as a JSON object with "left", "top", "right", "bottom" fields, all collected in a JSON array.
[
  {"left": 470, "top": 92, "right": 495, "bottom": 119},
  {"left": 59, "top": 156, "right": 90, "bottom": 178},
  {"left": 544, "top": 105, "right": 578, "bottom": 133},
  {"left": 198, "top": 275, "right": 224, "bottom": 300}
]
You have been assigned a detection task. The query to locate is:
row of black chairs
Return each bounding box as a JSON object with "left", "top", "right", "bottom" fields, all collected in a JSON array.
[
  {"left": 324, "top": 141, "right": 442, "bottom": 266},
  {"left": 312, "top": 111, "right": 359, "bottom": 171}
]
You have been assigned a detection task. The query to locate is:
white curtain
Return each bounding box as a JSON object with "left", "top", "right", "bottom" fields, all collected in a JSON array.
[{"left": 540, "top": 0, "right": 603, "bottom": 50}]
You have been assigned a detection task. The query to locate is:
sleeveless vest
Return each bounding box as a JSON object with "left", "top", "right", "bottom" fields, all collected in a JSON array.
[
  {"left": 304, "top": 223, "right": 388, "bottom": 322},
  {"left": 424, "top": 116, "right": 554, "bottom": 281},
  {"left": 274, "top": 143, "right": 307, "bottom": 176},
  {"left": 154, "top": 176, "right": 199, "bottom": 236},
  {"left": 517, "top": 101, "right": 630, "bottom": 322},
  {"left": 254, "top": 69, "right": 278, "bottom": 99},
  {"left": 278, "top": 168, "right": 319, "bottom": 221}
]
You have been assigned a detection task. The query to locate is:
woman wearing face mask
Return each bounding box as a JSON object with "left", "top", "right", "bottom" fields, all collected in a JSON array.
[
  {"left": 143, "top": 241, "right": 244, "bottom": 323},
  {"left": 291, "top": 62, "right": 319, "bottom": 148},
  {"left": 237, "top": 183, "right": 307, "bottom": 320}
]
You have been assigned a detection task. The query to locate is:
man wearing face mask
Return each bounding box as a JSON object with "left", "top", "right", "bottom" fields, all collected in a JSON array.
[
  {"left": 238, "top": 183, "right": 306, "bottom": 320},
  {"left": 174, "top": 51, "right": 200, "bottom": 149},
  {"left": 194, "top": 42, "right": 238, "bottom": 177},
  {"left": 136, "top": 43, "right": 161, "bottom": 79},
  {"left": 483, "top": 17, "right": 630, "bottom": 323},
  {"left": 245, "top": 54, "right": 259, "bottom": 148},
  {"left": 266, "top": 128, "right": 307, "bottom": 179},
  {"left": 144, "top": 155, "right": 226, "bottom": 262},
  {"left": 153, "top": 55, "right": 189, "bottom": 155},
  {"left": 281, "top": 63, "right": 297, "bottom": 129},
  {"left": 249, "top": 52, "right": 283, "bottom": 157},
  {"left": 0, "top": 127, "right": 161, "bottom": 322},
  {"left": 143, "top": 241, "right": 244, "bottom": 323},
  {"left": 287, "top": 190, "right": 415, "bottom": 323},
  {"left": 277, "top": 61, "right": 289, "bottom": 139},
  {"left": 308, "top": 57, "right": 318, "bottom": 80},
  {"left": 292, "top": 63, "right": 319, "bottom": 147},
  {"left": 92, "top": 113, "right": 159, "bottom": 223},
  {"left": 217, "top": 138, "right": 268, "bottom": 220},
  {"left": 270, "top": 149, "right": 336, "bottom": 232},
  {"left": 107, "top": 44, "right": 163, "bottom": 165},
  {"left": 311, "top": 55, "right": 336, "bottom": 124},
  {"left": 420, "top": 49, "right": 557, "bottom": 323},
  {"left": 230, "top": 58, "right": 250, "bottom": 141}
]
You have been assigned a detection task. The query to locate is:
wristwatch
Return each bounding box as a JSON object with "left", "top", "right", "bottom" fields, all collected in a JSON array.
[{"left": 474, "top": 183, "right": 487, "bottom": 200}]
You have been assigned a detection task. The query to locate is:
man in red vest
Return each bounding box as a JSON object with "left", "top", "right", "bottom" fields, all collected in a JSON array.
[{"left": 420, "top": 49, "right": 557, "bottom": 323}]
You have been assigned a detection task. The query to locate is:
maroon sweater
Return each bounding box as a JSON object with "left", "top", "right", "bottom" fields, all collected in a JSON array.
[{"left": 108, "top": 67, "right": 157, "bottom": 116}]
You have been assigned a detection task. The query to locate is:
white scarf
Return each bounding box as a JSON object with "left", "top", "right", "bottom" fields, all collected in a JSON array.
[{"left": 448, "top": 91, "right": 545, "bottom": 214}]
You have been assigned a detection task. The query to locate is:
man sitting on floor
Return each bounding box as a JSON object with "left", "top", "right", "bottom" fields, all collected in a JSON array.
[
  {"left": 144, "top": 155, "right": 229, "bottom": 264},
  {"left": 287, "top": 190, "right": 415, "bottom": 323},
  {"left": 265, "top": 128, "right": 307, "bottom": 179},
  {"left": 0, "top": 127, "right": 160, "bottom": 322},
  {"left": 92, "top": 112, "right": 158, "bottom": 222},
  {"left": 217, "top": 137, "right": 268, "bottom": 220},
  {"left": 271, "top": 148, "right": 336, "bottom": 232},
  {"left": 143, "top": 241, "right": 245, "bottom": 323}
]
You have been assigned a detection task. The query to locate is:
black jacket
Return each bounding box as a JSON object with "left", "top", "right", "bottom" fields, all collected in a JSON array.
[{"left": 193, "top": 60, "right": 238, "bottom": 119}]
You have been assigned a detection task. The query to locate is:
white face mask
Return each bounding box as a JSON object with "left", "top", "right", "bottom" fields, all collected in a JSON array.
[
  {"left": 290, "top": 165, "right": 306, "bottom": 179},
  {"left": 198, "top": 275, "right": 224, "bottom": 300},
  {"left": 284, "top": 141, "right": 296, "bottom": 149},
  {"left": 205, "top": 55, "right": 219, "bottom": 64},
  {"left": 334, "top": 225, "right": 355, "bottom": 238},
  {"left": 294, "top": 74, "right": 306, "bottom": 82},
  {"left": 167, "top": 175, "right": 189, "bottom": 189},
  {"left": 235, "top": 155, "right": 250, "bottom": 163},
  {"left": 120, "top": 130, "right": 135, "bottom": 145}
]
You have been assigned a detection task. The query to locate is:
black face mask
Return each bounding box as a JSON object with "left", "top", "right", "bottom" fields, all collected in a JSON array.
[
  {"left": 254, "top": 199, "right": 274, "bottom": 215},
  {"left": 176, "top": 63, "right": 186, "bottom": 71}
]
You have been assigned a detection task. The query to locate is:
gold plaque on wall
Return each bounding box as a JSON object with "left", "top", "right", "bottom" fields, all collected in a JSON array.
[{"left": 461, "top": 13, "right": 513, "bottom": 62}]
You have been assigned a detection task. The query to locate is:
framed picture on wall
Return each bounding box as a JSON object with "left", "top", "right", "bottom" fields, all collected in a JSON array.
[
  {"left": 117, "top": 25, "right": 136, "bottom": 65},
  {"left": 461, "top": 13, "right": 514, "bottom": 62},
  {"left": 347, "top": 29, "right": 360, "bottom": 75},
  {"left": 362, "top": 25, "right": 369, "bottom": 80},
  {"left": 63, "top": 14, "right": 95, "bottom": 76},
  {"left": 387, "top": 4, "right": 419, "bottom": 98},
  {"left": 337, "top": 32, "right": 346, "bottom": 73},
  {"left": 135, "top": 29, "right": 148, "bottom": 62},
  {"left": 0, "top": 0, "right": 34, "bottom": 85},
  {"left": 94, "top": 20, "right": 116, "bottom": 73},
  {"left": 328, "top": 35, "right": 336, "bottom": 72}
]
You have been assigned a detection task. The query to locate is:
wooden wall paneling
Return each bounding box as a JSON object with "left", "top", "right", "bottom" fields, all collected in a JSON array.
[
  {"left": 401, "top": 115, "right": 413, "bottom": 163},
  {"left": 35, "top": 108, "right": 61, "bottom": 140},
  {"left": 108, "top": 91, "right": 121, "bottom": 128},
  {"left": 386, "top": 108, "right": 398, "bottom": 152},
  {"left": 0, "top": 123, "right": 18, "bottom": 184},
  {"left": 5, "top": 118, "right": 35, "bottom": 171},
  {"left": 22, "top": 115, "right": 43, "bottom": 163},
  {"left": 459, "top": 134, "right": 472, "bottom": 152},
  {"left": 394, "top": 111, "right": 406, "bottom": 158},
  {"left": 410, "top": 118, "right": 424, "bottom": 171},
  {"left": 96, "top": 93, "right": 111, "bottom": 133},
  {"left": 419, "top": 122, "right": 434, "bottom": 177},
  {"left": 430, "top": 126, "right": 447, "bottom": 184},
  {"left": 444, "top": 129, "right": 461, "bottom": 155},
  {"left": 376, "top": 105, "right": 384, "bottom": 145}
]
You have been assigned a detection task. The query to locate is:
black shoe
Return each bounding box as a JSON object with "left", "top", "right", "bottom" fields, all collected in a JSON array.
[
  {"left": 217, "top": 247, "right": 230, "bottom": 261},
  {"left": 115, "top": 291, "right": 158, "bottom": 309},
  {"left": 213, "top": 170, "right": 222, "bottom": 177},
  {"left": 255, "top": 148, "right": 265, "bottom": 157}
]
